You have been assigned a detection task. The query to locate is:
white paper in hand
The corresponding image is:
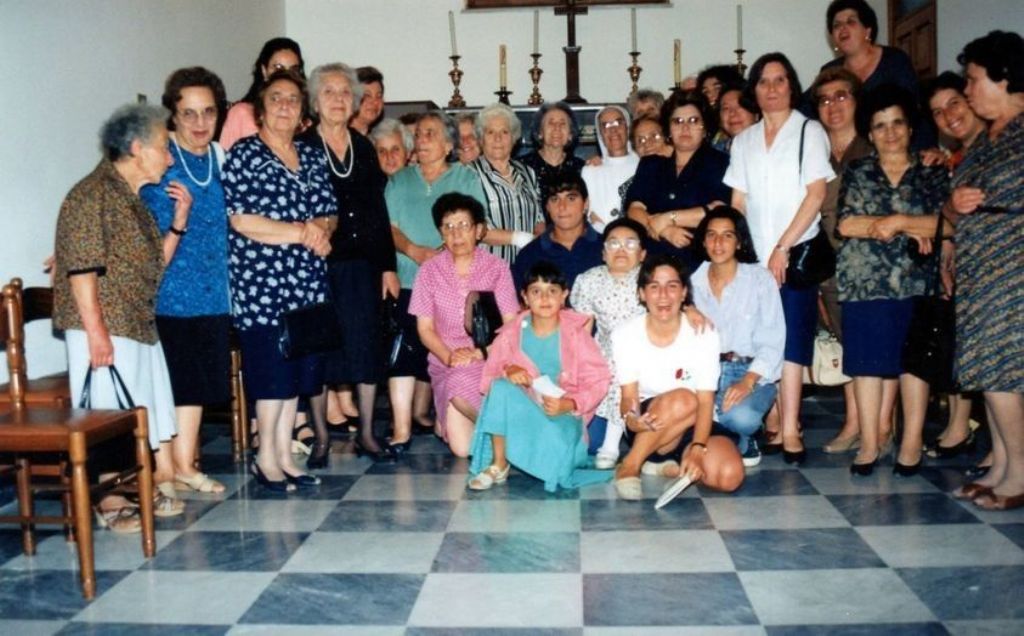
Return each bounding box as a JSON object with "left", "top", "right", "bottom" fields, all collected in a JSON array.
[{"left": 531, "top": 375, "right": 566, "bottom": 399}]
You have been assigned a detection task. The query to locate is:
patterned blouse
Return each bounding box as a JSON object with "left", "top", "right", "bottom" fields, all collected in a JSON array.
[
  {"left": 54, "top": 160, "right": 164, "bottom": 344},
  {"left": 469, "top": 156, "right": 543, "bottom": 264},
  {"left": 222, "top": 136, "right": 338, "bottom": 330},
  {"left": 836, "top": 155, "right": 949, "bottom": 302}
]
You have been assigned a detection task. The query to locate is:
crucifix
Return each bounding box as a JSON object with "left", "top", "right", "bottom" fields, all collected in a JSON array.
[{"left": 554, "top": 0, "right": 588, "bottom": 103}]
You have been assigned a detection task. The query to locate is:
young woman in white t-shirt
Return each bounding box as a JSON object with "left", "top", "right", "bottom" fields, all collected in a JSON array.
[{"left": 610, "top": 254, "right": 745, "bottom": 500}]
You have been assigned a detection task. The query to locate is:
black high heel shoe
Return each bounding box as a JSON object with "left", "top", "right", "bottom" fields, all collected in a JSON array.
[
  {"left": 850, "top": 455, "right": 879, "bottom": 476},
  {"left": 928, "top": 432, "right": 976, "bottom": 459},
  {"left": 282, "top": 469, "right": 321, "bottom": 489},
  {"left": 306, "top": 442, "right": 330, "bottom": 470},
  {"left": 893, "top": 459, "right": 921, "bottom": 477},
  {"left": 251, "top": 462, "right": 292, "bottom": 492},
  {"left": 354, "top": 438, "right": 396, "bottom": 462},
  {"left": 388, "top": 438, "right": 413, "bottom": 459}
]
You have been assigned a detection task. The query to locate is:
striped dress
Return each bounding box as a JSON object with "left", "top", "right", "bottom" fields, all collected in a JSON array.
[
  {"left": 952, "top": 114, "right": 1024, "bottom": 392},
  {"left": 470, "top": 156, "right": 543, "bottom": 264}
]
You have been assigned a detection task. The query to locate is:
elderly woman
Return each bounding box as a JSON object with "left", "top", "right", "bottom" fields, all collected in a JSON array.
[
  {"left": 625, "top": 91, "right": 731, "bottom": 268},
  {"left": 139, "top": 67, "right": 230, "bottom": 494},
  {"left": 611, "top": 254, "right": 743, "bottom": 501},
  {"left": 386, "top": 111, "right": 486, "bottom": 453},
  {"left": 470, "top": 103, "right": 544, "bottom": 263},
  {"left": 520, "top": 102, "right": 585, "bottom": 210},
  {"left": 714, "top": 84, "right": 759, "bottom": 153},
  {"left": 582, "top": 106, "right": 640, "bottom": 232},
  {"left": 724, "top": 53, "right": 835, "bottom": 464},
  {"left": 627, "top": 88, "right": 666, "bottom": 120},
  {"left": 945, "top": 31, "right": 1024, "bottom": 510},
  {"left": 223, "top": 69, "right": 336, "bottom": 491},
  {"left": 809, "top": 67, "right": 874, "bottom": 454},
  {"left": 456, "top": 113, "right": 481, "bottom": 164},
  {"left": 371, "top": 118, "right": 413, "bottom": 178},
  {"left": 836, "top": 85, "right": 949, "bottom": 476},
  {"left": 298, "top": 63, "right": 399, "bottom": 466},
  {"left": 351, "top": 66, "right": 385, "bottom": 136},
  {"left": 220, "top": 37, "right": 304, "bottom": 151},
  {"left": 632, "top": 115, "right": 672, "bottom": 158},
  {"left": 409, "top": 193, "right": 519, "bottom": 457},
  {"left": 54, "top": 104, "right": 186, "bottom": 528}
]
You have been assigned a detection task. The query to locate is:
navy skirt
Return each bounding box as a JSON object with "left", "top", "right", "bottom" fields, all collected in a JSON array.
[
  {"left": 841, "top": 298, "right": 916, "bottom": 377},
  {"left": 781, "top": 283, "right": 818, "bottom": 366},
  {"left": 237, "top": 324, "right": 324, "bottom": 400}
]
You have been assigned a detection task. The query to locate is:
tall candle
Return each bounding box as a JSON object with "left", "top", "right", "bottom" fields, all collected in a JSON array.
[
  {"left": 533, "top": 10, "right": 540, "bottom": 55},
  {"left": 449, "top": 11, "right": 458, "bottom": 56},
  {"left": 499, "top": 44, "right": 507, "bottom": 87},
  {"left": 630, "top": 8, "right": 637, "bottom": 52},
  {"left": 673, "top": 39, "right": 681, "bottom": 85},
  {"left": 736, "top": 5, "right": 743, "bottom": 50}
]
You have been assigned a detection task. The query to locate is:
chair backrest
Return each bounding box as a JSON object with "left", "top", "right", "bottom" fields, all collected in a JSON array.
[
  {"left": 2, "top": 278, "right": 28, "bottom": 404},
  {"left": 21, "top": 285, "right": 54, "bottom": 325}
]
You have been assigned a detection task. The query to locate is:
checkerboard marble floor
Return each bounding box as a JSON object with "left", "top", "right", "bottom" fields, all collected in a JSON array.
[{"left": 2, "top": 390, "right": 1023, "bottom": 635}]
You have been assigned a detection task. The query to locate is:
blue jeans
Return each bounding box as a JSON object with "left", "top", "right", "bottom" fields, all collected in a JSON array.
[{"left": 714, "top": 360, "right": 777, "bottom": 453}]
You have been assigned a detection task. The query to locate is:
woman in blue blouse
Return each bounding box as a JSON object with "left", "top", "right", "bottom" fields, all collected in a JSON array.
[
  {"left": 141, "top": 67, "right": 231, "bottom": 494},
  {"left": 223, "top": 69, "right": 337, "bottom": 491},
  {"left": 836, "top": 85, "right": 949, "bottom": 476}
]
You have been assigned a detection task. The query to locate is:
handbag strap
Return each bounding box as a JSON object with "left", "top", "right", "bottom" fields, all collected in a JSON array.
[
  {"left": 924, "top": 209, "right": 946, "bottom": 297},
  {"left": 797, "top": 119, "right": 809, "bottom": 182},
  {"left": 77, "top": 367, "right": 94, "bottom": 408},
  {"left": 77, "top": 365, "right": 136, "bottom": 410}
]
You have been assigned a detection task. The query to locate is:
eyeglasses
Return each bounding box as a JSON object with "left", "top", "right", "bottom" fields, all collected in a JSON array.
[
  {"left": 635, "top": 133, "right": 664, "bottom": 146},
  {"left": 441, "top": 220, "right": 474, "bottom": 235},
  {"left": 176, "top": 107, "right": 217, "bottom": 124},
  {"left": 269, "top": 93, "right": 303, "bottom": 109},
  {"left": 270, "top": 62, "right": 299, "bottom": 73},
  {"left": 817, "top": 90, "right": 852, "bottom": 108},
  {"left": 670, "top": 116, "right": 704, "bottom": 129},
  {"left": 599, "top": 118, "right": 626, "bottom": 130},
  {"left": 604, "top": 238, "right": 641, "bottom": 251}
]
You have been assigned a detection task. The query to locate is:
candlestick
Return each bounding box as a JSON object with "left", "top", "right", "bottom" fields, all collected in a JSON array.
[
  {"left": 627, "top": 50, "right": 642, "bottom": 98},
  {"left": 495, "top": 87, "right": 513, "bottom": 105},
  {"left": 499, "top": 44, "right": 508, "bottom": 88},
  {"left": 449, "top": 11, "right": 458, "bottom": 57},
  {"left": 447, "top": 55, "right": 466, "bottom": 108},
  {"left": 533, "top": 10, "right": 540, "bottom": 55},
  {"left": 528, "top": 53, "right": 544, "bottom": 105},
  {"left": 736, "top": 5, "right": 743, "bottom": 51},
  {"left": 630, "top": 8, "right": 637, "bottom": 53},
  {"left": 734, "top": 48, "right": 747, "bottom": 77},
  {"left": 673, "top": 39, "right": 681, "bottom": 86}
]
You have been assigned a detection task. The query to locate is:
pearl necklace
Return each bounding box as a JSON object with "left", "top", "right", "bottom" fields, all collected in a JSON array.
[
  {"left": 321, "top": 131, "right": 354, "bottom": 179},
  {"left": 171, "top": 137, "right": 212, "bottom": 187}
]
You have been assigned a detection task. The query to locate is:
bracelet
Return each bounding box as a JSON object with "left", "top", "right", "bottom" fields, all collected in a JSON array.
[
  {"left": 669, "top": 211, "right": 678, "bottom": 226},
  {"left": 773, "top": 244, "right": 788, "bottom": 253},
  {"left": 169, "top": 226, "right": 187, "bottom": 236},
  {"left": 690, "top": 442, "right": 708, "bottom": 452}
]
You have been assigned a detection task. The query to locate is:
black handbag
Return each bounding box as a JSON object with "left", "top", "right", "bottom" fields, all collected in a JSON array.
[
  {"left": 381, "top": 296, "right": 414, "bottom": 369},
  {"left": 278, "top": 302, "right": 343, "bottom": 359},
  {"left": 464, "top": 290, "right": 502, "bottom": 356},
  {"left": 902, "top": 214, "right": 955, "bottom": 391},
  {"left": 78, "top": 365, "right": 136, "bottom": 409},
  {"left": 785, "top": 120, "right": 836, "bottom": 288}
]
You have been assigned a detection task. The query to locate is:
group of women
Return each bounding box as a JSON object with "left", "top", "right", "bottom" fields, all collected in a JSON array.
[{"left": 51, "top": 0, "right": 1023, "bottom": 527}]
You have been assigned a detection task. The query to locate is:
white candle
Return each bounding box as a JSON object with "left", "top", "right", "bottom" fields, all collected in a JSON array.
[
  {"left": 736, "top": 5, "right": 743, "bottom": 50},
  {"left": 630, "top": 8, "right": 637, "bottom": 52},
  {"left": 499, "top": 44, "right": 507, "bottom": 87},
  {"left": 449, "top": 11, "right": 458, "bottom": 57},
  {"left": 533, "top": 10, "right": 540, "bottom": 55},
  {"left": 673, "top": 39, "right": 681, "bottom": 85}
]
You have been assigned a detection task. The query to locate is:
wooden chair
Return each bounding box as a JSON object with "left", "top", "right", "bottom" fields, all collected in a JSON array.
[
  {"left": 0, "top": 279, "right": 155, "bottom": 599},
  {"left": 0, "top": 278, "right": 71, "bottom": 407}
]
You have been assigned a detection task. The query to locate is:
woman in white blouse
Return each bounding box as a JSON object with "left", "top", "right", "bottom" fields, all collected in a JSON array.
[{"left": 724, "top": 52, "right": 835, "bottom": 464}]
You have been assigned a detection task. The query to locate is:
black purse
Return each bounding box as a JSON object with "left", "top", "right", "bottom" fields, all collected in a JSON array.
[
  {"left": 464, "top": 290, "right": 502, "bottom": 357},
  {"left": 785, "top": 120, "right": 836, "bottom": 288},
  {"left": 278, "top": 302, "right": 343, "bottom": 359},
  {"left": 902, "top": 215, "right": 955, "bottom": 391},
  {"left": 78, "top": 365, "right": 136, "bottom": 409}
]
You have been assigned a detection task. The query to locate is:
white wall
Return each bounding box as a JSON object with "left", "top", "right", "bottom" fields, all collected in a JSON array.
[
  {"left": 937, "top": 0, "right": 1024, "bottom": 72},
  {"left": 0, "top": 0, "right": 285, "bottom": 382}
]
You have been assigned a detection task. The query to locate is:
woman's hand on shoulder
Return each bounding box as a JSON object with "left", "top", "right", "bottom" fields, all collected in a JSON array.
[
  {"left": 409, "top": 244, "right": 439, "bottom": 265},
  {"left": 682, "top": 305, "right": 712, "bottom": 333},
  {"left": 504, "top": 363, "right": 532, "bottom": 386}
]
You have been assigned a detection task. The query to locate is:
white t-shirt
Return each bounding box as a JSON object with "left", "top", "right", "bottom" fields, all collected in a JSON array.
[
  {"left": 724, "top": 110, "right": 835, "bottom": 267},
  {"left": 611, "top": 314, "right": 721, "bottom": 400}
]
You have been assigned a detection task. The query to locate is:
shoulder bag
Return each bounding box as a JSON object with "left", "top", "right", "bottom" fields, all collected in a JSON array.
[
  {"left": 278, "top": 302, "right": 343, "bottom": 360},
  {"left": 464, "top": 290, "right": 502, "bottom": 357},
  {"left": 901, "top": 215, "right": 955, "bottom": 391},
  {"left": 786, "top": 119, "right": 836, "bottom": 288}
]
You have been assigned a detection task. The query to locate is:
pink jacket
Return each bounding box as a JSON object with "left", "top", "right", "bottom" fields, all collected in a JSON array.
[{"left": 480, "top": 309, "right": 612, "bottom": 424}]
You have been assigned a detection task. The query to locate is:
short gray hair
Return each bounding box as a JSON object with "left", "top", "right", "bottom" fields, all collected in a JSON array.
[
  {"left": 307, "top": 63, "right": 362, "bottom": 114},
  {"left": 370, "top": 118, "right": 413, "bottom": 152},
  {"left": 99, "top": 103, "right": 168, "bottom": 162},
  {"left": 627, "top": 88, "right": 665, "bottom": 115},
  {"left": 418, "top": 110, "right": 459, "bottom": 161},
  {"left": 475, "top": 103, "right": 521, "bottom": 144}
]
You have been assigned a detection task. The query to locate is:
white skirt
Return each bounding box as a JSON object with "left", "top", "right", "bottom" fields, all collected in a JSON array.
[{"left": 65, "top": 329, "right": 177, "bottom": 449}]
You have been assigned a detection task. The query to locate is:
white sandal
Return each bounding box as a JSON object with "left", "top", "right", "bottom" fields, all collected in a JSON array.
[{"left": 468, "top": 464, "right": 510, "bottom": 491}]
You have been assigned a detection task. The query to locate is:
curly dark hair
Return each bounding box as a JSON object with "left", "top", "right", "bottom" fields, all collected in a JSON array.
[
  {"left": 856, "top": 84, "right": 919, "bottom": 140},
  {"left": 958, "top": 30, "right": 1024, "bottom": 94},
  {"left": 696, "top": 65, "right": 744, "bottom": 104},
  {"left": 826, "top": 0, "right": 879, "bottom": 44},
  {"left": 253, "top": 69, "right": 309, "bottom": 129},
  {"left": 693, "top": 206, "right": 759, "bottom": 264},
  {"left": 161, "top": 67, "right": 228, "bottom": 133},
  {"left": 240, "top": 37, "right": 304, "bottom": 104},
  {"left": 602, "top": 217, "right": 648, "bottom": 243},
  {"left": 530, "top": 101, "right": 581, "bottom": 152},
  {"left": 744, "top": 52, "right": 802, "bottom": 115},
  {"left": 660, "top": 89, "right": 718, "bottom": 140},
  {"left": 432, "top": 192, "right": 486, "bottom": 228}
]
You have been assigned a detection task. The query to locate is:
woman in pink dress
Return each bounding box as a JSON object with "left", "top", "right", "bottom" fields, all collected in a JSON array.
[{"left": 409, "top": 193, "right": 520, "bottom": 457}]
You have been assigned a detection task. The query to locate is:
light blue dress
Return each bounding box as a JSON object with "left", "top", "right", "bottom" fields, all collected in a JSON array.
[{"left": 469, "top": 321, "right": 611, "bottom": 492}]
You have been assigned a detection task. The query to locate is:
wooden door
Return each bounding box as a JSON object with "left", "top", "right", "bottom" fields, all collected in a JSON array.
[{"left": 889, "top": 0, "right": 937, "bottom": 79}]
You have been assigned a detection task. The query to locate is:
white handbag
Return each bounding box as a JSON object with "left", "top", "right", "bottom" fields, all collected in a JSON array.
[{"left": 803, "top": 329, "right": 851, "bottom": 386}]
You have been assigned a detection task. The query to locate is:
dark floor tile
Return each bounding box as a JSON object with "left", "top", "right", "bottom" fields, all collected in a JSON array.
[
  {"left": 797, "top": 447, "right": 867, "bottom": 469},
  {"left": 917, "top": 466, "right": 978, "bottom": 494},
  {"left": 720, "top": 528, "right": 886, "bottom": 570},
  {"left": 432, "top": 532, "right": 579, "bottom": 573},
  {"left": 57, "top": 623, "right": 229, "bottom": 635},
  {"left": 143, "top": 531, "right": 308, "bottom": 571},
  {"left": 701, "top": 468, "right": 819, "bottom": 497},
  {"left": 194, "top": 452, "right": 239, "bottom": 474},
  {"left": 463, "top": 473, "right": 580, "bottom": 500},
  {"left": 897, "top": 566, "right": 1024, "bottom": 620},
  {"left": 827, "top": 493, "right": 981, "bottom": 526},
  {"left": 318, "top": 500, "right": 458, "bottom": 532},
  {"left": 994, "top": 524, "right": 1024, "bottom": 551},
  {"left": 231, "top": 474, "right": 357, "bottom": 501},
  {"left": 407, "top": 630, "right": 582, "bottom": 636},
  {"left": 581, "top": 498, "right": 713, "bottom": 531},
  {"left": 237, "top": 572, "right": 424, "bottom": 625},
  {"left": 583, "top": 572, "right": 757, "bottom": 625},
  {"left": 0, "top": 527, "right": 60, "bottom": 565},
  {"left": 365, "top": 453, "right": 468, "bottom": 475},
  {"left": 765, "top": 623, "right": 949, "bottom": 635},
  {"left": 0, "top": 569, "right": 131, "bottom": 619}
]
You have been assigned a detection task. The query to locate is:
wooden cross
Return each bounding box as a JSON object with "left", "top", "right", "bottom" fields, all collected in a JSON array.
[{"left": 555, "top": 0, "right": 588, "bottom": 103}]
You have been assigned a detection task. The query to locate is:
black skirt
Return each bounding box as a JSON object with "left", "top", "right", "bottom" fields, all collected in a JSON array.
[
  {"left": 325, "top": 259, "right": 385, "bottom": 384},
  {"left": 156, "top": 314, "right": 230, "bottom": 406}
]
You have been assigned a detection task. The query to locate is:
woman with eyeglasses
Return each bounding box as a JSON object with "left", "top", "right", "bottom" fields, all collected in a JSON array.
[
  {"left": 631, "top": 115, "right": 672, "bottom": 158},
  {"left": 409, "top": 193, "right": 520, "bottom": 458},
  {"left": 220, "top": 37, "right": 304, "bottom": 151},
  {"left": 139, "top": 67, "right": 231, "bottom": 495},
  {"left": 581, "top": 106, "right": 640, "bottom": 231},
  {"left": 625, "top": 90, "right": 731, "bottom": 269}
]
